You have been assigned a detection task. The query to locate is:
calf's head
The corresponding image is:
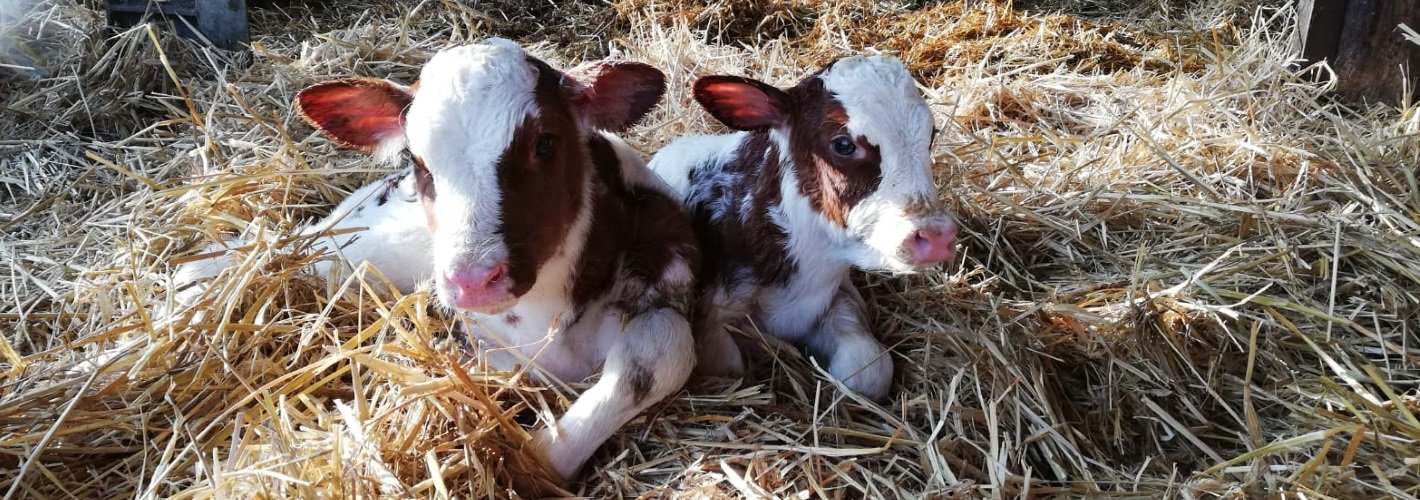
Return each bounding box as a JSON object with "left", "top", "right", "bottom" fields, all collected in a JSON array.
[
  {"left": 694, "top": 56, "right": 957, "bottom": 272},
  {"left": 295, "top": 39, "right": 666, "bottom": 313}
]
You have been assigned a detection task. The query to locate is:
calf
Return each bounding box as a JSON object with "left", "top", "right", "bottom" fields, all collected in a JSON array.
[
  {"left": 174, "top": 39, "right": 698, "bottom": 482},
  {"left": 648, "top": 56, "right": 957, "bottom": 401}
]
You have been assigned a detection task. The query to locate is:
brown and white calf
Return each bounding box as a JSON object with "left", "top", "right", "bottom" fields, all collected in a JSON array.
[
  {"left": 648, "top": 56, "right": 958, "bottom": 401},
  {"left": 174, "top": 39, "right": 698, "bottom": 481}
]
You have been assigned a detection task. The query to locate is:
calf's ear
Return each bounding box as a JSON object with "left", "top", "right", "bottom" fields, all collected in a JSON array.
[
  {"left": 564, "top": 61, "right": 667, "bottom": 132},
  {"left": 295, "top": 78, "right": 414, "bottom": 154},
  {"left": 693, "top": 76, "right": 790, "bottom": 131}
]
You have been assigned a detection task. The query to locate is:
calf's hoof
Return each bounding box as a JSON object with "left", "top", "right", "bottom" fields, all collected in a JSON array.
[
  {"left": 827, "top": 341, "right": 894, "bottom": 402},
  {"left": 695, "top": 329, "right": 745, "bottom": 378}
]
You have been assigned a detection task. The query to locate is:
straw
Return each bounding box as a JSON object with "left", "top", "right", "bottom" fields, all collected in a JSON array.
[{"left": 2, "top": 0, "right": 1417, "bottom": 497}]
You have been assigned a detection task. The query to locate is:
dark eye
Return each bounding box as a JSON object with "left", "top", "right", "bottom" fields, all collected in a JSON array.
[
  {"left": 535, "top": 135, "right": 553, "bottom": 158},
  {"left": 831, "top": 136, "right": 857, "bottom": 156}
]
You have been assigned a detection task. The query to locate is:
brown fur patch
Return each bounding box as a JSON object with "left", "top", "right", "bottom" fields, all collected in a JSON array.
[
  {"left": 491, "top": 58, "right": 590, "bottom": 298},
  {"left": 689, "top": 132, "right": 796, "bottom": 288},
  {"left": 787, "top": 78, "right": 883, "bottom": 227},
  {"left": 623, "top": 360, "right": 656, "bottom": 405},
  {"left": 572, "top": 135, "right": 700, "bottom": 315}
]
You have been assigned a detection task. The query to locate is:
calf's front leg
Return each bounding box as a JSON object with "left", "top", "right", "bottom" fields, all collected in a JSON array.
[
  {"left": 693, "top": 307, "right": 746, "bottom": 378},
  {"left": 528, "top": 307, "right": 696, "bottom": 480},
  {"left": 801, "top": 281, "right": 894, "bottom": 401}
]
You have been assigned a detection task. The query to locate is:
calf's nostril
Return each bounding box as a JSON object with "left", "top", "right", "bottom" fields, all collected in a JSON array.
[
  {"left": 914, "top": 229, "right": 942, "bottom": 246},
  {"left": 481, "top": 264, "right": 506, "bottom": 287}
]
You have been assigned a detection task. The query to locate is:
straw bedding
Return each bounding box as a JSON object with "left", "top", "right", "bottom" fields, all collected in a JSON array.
[{"left": 2, "top": 0, "right": 1418, "bottom": 497}]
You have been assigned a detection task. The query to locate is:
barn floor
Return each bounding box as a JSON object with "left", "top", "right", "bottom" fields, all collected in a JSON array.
[{"left": 2, "top": 0, "right": 1418, "bottom": 497}]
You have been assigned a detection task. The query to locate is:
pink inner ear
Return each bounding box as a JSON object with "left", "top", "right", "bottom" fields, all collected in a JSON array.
[
  {"left": 565, "top": 61, "right": 666, "bottom": 132},
  {"left": 696, "top": 80, "right": 786, "bottom": 130},
  {"left": 296, "top": 79, "right": 412, "bottom": 152}
]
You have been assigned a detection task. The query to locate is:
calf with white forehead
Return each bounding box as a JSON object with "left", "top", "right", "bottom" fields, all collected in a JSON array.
[
  {"left": 649, "top": 56, "right": 958, "bottom": 401},
  {"left": 175, "top": 39, "right": 697, "bottom": 483}
]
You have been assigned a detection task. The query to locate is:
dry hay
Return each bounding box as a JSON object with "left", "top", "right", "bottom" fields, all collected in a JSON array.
[
  {"left": 3, "top": 0, "right": 1419, "bottom": 498},
  {"left": 613, "top": 0, "right": 1210, "bottom": 85},
  {"left": 612, "top": 0, "right": 823, "bottom": 44}
]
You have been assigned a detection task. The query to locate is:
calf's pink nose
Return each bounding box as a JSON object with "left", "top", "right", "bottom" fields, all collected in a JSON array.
[
  {"left": 443, "top": 263, "right": 510, "bottom": 307},
  {"left": 908, "top": 222, "right": 957, "bottom": 267}
]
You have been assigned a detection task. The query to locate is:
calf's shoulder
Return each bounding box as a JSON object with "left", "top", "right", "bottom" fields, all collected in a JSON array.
[{"left": 570, "top": 133, "right": 701, "bottom": 317}]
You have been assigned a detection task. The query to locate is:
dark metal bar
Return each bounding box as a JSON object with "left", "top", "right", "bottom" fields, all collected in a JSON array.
[
  {"left": 1297, "top": 0, "right": 1349, "bottom": 64},
  {"left": 105, "top": 0, "right": 248, "bottom": 51}
]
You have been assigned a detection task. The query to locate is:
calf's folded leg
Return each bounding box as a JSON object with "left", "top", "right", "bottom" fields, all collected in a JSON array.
[
  {"left": 528, "top": 307, "right": 696, "bottom": 480},
  {"left": 802, "top": 282, "right": 894, "bottom": 401}
]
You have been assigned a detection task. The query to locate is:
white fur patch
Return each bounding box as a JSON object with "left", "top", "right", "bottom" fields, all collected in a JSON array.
[
  {"left": 402, "top": 39, "right": 541, "bottom": 299},
  {"left": 301, "top": 169, "right": 435, "bottom": 290},
  {"left": 819, "top": 56, "right": 943, "bottom": 271},
  {"left": 647, "top": 132, "right": 743, "bottom": 201}
]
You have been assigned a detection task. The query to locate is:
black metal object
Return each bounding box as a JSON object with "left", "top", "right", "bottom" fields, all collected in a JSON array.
[
  {"left": 1297, "top": 0, "right": 1348, "bottom": 65},
  {"left": 1296, "top": 0, "right": 1420, "bottom": 105},
  {"left": 106, "top": 0, "right": 250, "bottom": 51}
]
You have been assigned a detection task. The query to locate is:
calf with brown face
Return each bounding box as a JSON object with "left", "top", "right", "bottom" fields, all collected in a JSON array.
[
  {"left": 649, "top": 56, "right": 958, "bottom": 401},
  {"left": 174, "top": 39, "right": 699, "bottom": 484}
]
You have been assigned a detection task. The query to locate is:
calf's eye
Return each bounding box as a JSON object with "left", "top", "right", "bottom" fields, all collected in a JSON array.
[
  {"left": 535, "top": 135, "right": 553, "bottom": 158},
  {"left": 831, "top": 136, "right": 856, "bottom": 156}
]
